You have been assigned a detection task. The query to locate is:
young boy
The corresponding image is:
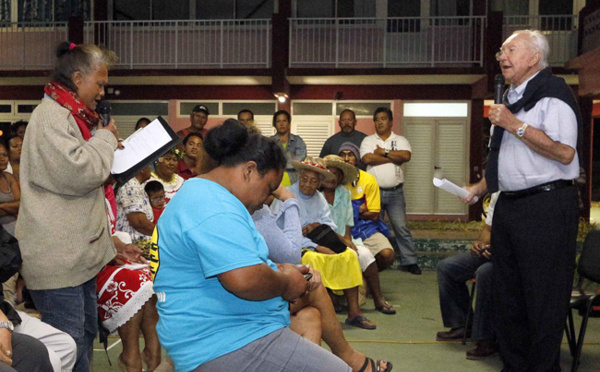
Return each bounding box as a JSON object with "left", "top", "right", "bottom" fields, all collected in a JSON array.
[{"left": 145, "top": 181, "right": 166, "bottom": 222}]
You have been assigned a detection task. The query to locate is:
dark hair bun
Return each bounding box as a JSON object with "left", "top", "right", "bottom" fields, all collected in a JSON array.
[
  {"left": 56, "top": 41, "right": 73, "bottom": 59},
  {"left": 204, "top": 119, "right": 249, "bottom": 162}
]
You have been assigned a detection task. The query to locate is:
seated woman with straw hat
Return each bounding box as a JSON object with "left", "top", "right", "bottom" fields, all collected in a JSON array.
[
  {"left": 322, "top": 155, "right": 396, "bottom": 315},
  {"left": 272, "top": 156, "right": 376, "bottom": 330}
]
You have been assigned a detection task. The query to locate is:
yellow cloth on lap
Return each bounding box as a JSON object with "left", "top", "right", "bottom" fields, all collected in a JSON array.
[{"left": 301, "top": 248, "right": 363, "bottom": 291}]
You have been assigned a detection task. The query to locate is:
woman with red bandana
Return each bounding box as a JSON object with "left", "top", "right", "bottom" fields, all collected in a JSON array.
[{"left": 16, "top": 42, "right": 119, "bottom": 372}]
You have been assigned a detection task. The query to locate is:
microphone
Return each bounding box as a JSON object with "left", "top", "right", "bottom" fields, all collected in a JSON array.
[
  {"left": 96, "top": 100, "right": 111, "bottom": 127},
  {"left": 494, "top": 74, "right": 505, "bottom": 104}
]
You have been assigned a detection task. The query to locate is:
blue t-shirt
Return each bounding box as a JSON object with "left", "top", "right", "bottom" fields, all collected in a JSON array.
[{"left": 152, "top": 178, "right": 290, "bottom": 372}]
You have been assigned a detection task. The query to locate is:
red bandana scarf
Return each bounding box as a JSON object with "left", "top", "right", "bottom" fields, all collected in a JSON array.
[{"left": 44, "top": 81, "right": 99, "bottom": 141}]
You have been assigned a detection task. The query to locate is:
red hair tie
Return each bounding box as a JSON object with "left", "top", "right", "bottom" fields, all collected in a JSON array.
[{"left": 69, "top": 43, "right": 76, "bottom": 50}]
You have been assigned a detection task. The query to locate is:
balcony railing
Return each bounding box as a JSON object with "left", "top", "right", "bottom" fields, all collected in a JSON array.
[
  {"left": 503, "top": 15, "right": 578, "bottom": 67},
  {"left": 83, "top": 19, "right": 271, "bottom": 69},
  {"left": 0, "top": 22, "right": 68, "bottom": 69},
  {"left": 289, "top": 16, "right": 486, "bottom": 68},
  {"left": 0, "top": 15, "right": 579, "bottom": 71}
]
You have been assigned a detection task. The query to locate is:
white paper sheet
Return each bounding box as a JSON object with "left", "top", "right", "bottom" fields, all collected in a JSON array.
[
  {"left": 433, "top": 177, "right": 478, "bottom": 203},
  {"left": 112, "top": 118, "right": 172, "bottom": 175}
]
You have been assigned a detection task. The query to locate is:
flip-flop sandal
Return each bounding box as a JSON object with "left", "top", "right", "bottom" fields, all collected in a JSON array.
[
  {"left": 375, "top": 302, "right": 396, "bottom": 315},
  {"left": 345, "top": 315, "right": 376, "bottom": 330},
  {"left": 357, "top": 357, "right": 393, "bottom": 372}
]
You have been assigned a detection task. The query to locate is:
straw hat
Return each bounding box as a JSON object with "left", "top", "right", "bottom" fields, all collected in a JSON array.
[
  {"left": 323, "top": 155, "right": 359, "bottom": 185},
  {"left": 292, "top": 156, "right": 335, "bottom": 181}
]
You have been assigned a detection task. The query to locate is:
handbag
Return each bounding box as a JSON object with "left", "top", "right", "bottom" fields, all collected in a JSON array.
[
  {"left": 0, "top": 225, "right": 21, "bottom": 283},
  {"left": 306, "top": 224, "right": 348, "bottom": 254}
]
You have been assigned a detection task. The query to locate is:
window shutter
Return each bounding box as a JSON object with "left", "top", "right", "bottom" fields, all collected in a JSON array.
[{"left": 292, "top": 117, "right": 334, "bottom": 158}]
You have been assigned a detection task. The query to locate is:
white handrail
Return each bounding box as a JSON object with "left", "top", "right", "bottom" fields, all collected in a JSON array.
[
  {"left": 503, "top": 15, "right": 578, "bottom": 66},
  {"left": 289, "top": 16, "right": 487, "bottom": 68},
  {"left": 83, "top": 19, "right": 271, "bottom": 69},
  {"left": 0, "top": 22, "right": 68, "bottom": 69}
]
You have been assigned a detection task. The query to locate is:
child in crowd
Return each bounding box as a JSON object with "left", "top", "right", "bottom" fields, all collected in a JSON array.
[{"left": 145, "top": 181, "right": 166, "bottom": 222}]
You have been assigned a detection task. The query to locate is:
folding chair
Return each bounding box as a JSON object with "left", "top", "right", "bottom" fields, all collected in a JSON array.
[
  {"left": 564, "top": 229, "right": 600, "bottom": 372},
  {"left": 463, "top": 278, "right": 477, "bottom": 345}
]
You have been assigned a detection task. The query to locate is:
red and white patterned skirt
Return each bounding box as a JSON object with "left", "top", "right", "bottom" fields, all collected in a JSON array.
[{"left": 97, "top": 263, "right": 154, "bottom": 333}]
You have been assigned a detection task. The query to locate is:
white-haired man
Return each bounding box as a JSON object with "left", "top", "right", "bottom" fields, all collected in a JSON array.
[{"left": 464, "top": 30, "right": 581, "bottom": 371}]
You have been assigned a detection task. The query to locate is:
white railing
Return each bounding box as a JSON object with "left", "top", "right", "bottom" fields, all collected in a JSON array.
[
  {"left": 503, "top": 15, "right": 578, "bottom": 66},
  {"left": 0, "top": 22, "right": 68, "bottom": 69},
  {"left": 83, "top": 19, "right": 271, "bottom": 69},
  {"left": 289, "top": 16, "right": 486, "bottom": 68}
]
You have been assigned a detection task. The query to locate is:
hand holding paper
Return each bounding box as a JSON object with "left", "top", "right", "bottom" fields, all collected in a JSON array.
[{"left": 433, "top": 178, "right": 479, "bottom": 203}]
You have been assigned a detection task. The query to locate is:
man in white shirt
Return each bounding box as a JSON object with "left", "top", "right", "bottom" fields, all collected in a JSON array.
[
  {"left": 465, "top": 30, "right": 580, "bottom": 371},
  {"left": 360, "top": 107, "right": 420, "bottom": 275}
]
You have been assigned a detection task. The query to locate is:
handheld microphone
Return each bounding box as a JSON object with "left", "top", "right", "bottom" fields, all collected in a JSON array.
[
  {"left": 494, "top": 74, "right": 505, "bottom": 105},
  {"left": 96, "top": 100, "right": 111, "bottom": 127}
]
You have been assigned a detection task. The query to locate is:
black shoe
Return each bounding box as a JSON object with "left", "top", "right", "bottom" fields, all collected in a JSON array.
[
  {"left": 436, "top": 327, "right": 471, "bottom": 341},
  {"left": 400, "top": 264, "right": 422, "bottom": 275},
  {"left": 466, "top": 340, "right": 498, "bottom": 360}
]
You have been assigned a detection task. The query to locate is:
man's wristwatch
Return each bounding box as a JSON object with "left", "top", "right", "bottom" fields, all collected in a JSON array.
[
  {"left": 384, "top": 149, "right": 390, "bottom": 158},
  {"left": 0, "top": 321, "right": 14, "bottom": 333},
  {"left": 515, "top": 123, "right": 529, "bottom": 138}
]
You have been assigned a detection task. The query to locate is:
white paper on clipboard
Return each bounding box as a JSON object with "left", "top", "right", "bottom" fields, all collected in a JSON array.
[
  {"left": 433, "top": 177, "right": 479, "bottom": 203},
  {"left": 111, "top": 118, "right": 172, "bottom": 175}
]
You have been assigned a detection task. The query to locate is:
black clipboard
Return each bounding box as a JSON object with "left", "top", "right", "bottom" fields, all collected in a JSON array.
[{"left": 111, "top": 116, "right": 181, "bottom": 188}]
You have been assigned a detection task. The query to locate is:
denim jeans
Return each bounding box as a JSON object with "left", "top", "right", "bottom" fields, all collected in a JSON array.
[
  {"left": 379, "top": 185, "right": 417, "bottom": 265},
  {"left": 29, "top": 278, "right": 98, "bottom": 372},
  {"left": 436, "top": 252, "right": 494, "bottom": 341}
]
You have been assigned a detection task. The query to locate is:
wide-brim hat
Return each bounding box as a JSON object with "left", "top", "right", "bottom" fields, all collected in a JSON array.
[
  {"left": 292, "top": 156, "right": 335, "bottom": 181},
  {"left": 323, "top": 155, "right": 359, "bottom": 185}
]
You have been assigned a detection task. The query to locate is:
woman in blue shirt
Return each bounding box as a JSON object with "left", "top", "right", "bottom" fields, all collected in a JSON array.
[{"left": 151, "top": 120, "right": 351, "bottom": 372}]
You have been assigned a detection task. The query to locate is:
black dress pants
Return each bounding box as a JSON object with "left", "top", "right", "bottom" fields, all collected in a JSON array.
[
  {"left": 492, "top": 185, "right": 578, "bottom": 372},
  {"left": 0, "top": 333, "right": 53, "bottom": 372}
]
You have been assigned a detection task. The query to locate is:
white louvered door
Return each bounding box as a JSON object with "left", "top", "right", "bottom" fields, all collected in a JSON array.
[
  {"left": 403, "top": 118, "right": 435, "bottom": 213},
  {"left": 254, "top": 116, "right": 275, "bottom": 136},
  {"left": 403, "top": 118, "right": 468, "bottom": 215},
  {"left": 291, "top": 117, "right": 335, "bottom": 158},
  {"left": 435, "top": 120, "right": 468, "bottom": 214}
]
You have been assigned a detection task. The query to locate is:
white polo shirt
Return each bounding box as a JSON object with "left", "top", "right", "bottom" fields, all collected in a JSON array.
[{"left": 360, "top": 132, "right": 411, "bottom": 188}]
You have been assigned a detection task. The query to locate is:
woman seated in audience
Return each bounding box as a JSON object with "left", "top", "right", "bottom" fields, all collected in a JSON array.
[
  {"left": 0, "top": 141, "right": 19, "bottom": 237},
  {"left": 97, "top": 180, "right": 160, "bottom": 372},
  {"left": 134, "top": 117, "right": 151, "bottom": 131},
  {"left": 6, "top": 137, "right": 22, "bottom": 183},
  {"left": 271, "top": 157, "right": 376, "bottom": 330},
  {"left": 10, "top": 121, "right": 27, "bottom": 140},
  {"left": 152, "top": 120, "right": 351, "bottom": 372},
  {"left": 175, "top": 133, "right": 202, "bottom": 180},
  {"left": 116, "top": 166, "right": 155, "bottom": 242},
  {"left": 253, "top": 186, "right": 393, "bottom": 372},
  {"left": 149, "top": 149, "right": 184, "bottom": 203},
  {"left": 322, "top": 155, "right": 395, "bottom": 315}
]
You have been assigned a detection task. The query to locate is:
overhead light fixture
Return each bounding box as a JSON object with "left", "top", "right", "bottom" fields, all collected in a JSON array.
[{"left": 274, "top": 92, "right": 289, "bottom": 103}]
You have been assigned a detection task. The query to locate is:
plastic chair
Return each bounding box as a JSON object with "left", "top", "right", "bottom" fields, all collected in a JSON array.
[{"left": 564, "top": 230, "right": 600, "bottom": 372}]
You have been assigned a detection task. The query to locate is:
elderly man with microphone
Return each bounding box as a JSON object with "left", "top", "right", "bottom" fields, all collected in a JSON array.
[{"left": 463, "top": 30, "right": 581, "bottom": 371}]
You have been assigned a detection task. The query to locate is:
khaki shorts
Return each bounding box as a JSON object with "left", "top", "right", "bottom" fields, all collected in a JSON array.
[{"left": 362, "top": 232, "right": 394, "bottom": 256}]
